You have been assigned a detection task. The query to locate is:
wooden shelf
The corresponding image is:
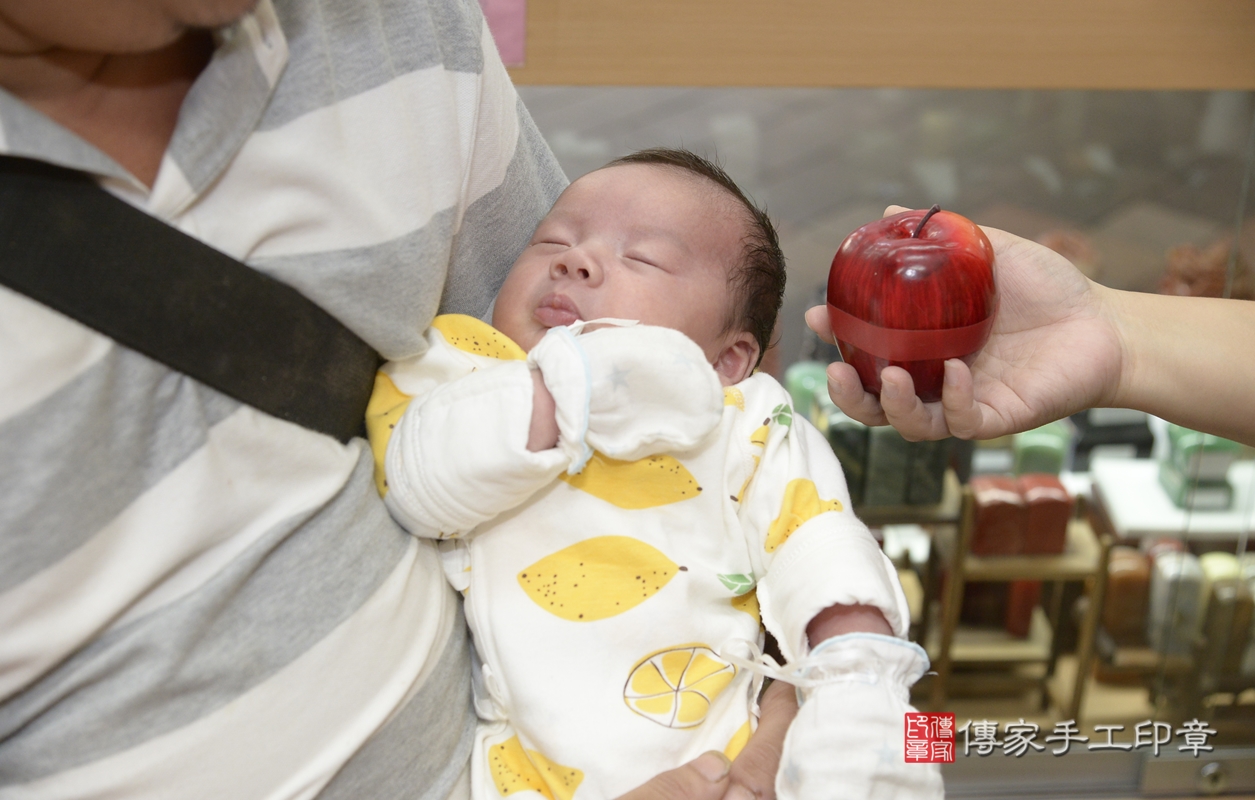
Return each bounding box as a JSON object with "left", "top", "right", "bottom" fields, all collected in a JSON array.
[
  {"left": 962, "top": 520, "right": 1102, "bottom": 582},
  {"left": 942, "top": 665, "right": 1051, "bottom": 699},
  {"left": 930, "top": 488, "right": 1114, "bottom": 722},
  {"left": 933, "top": 518, "right": 1100, "bottom": 579},
  {"left": 1096, "top": 633, "right": 1193, "bottom": 675},
  {"left": 928, "top": 606, "right": 1053, "bottom": 665}
]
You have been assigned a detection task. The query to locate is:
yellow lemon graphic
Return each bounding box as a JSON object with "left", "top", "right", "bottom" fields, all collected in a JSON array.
[
  {"left": 749, "top": 422, "right": 770, "bottom": 449},
  {"left": 730, "top": 588, "right": 760, "bottom": 622},
  {"left": 364, "top": 372, "right": 413, "bottom": 496},
  {"left": 764, "top": 479, "right": 844, "bottom": 552},
  {"left": 735, "top": 416, "right": 779, "bottom": 502},
  {"left": 488, "top": 734, "right": 584, "bottom": 800},
  {"left": 560, "top": 452, "right": 702, "bottom": 509},
  {"left": 733, "top": 456, "right": 761, "bottom": 504},
  {"left": 724, "top": 720, "right": 753, "bottom": 761},
  {"left": 432, "top": 314, "right": 525, "bottom": 360},
  {"left": 624, "top": 644, "right": 737, "bottom": 729},
  {"left": 723, "top": 387, "right": 745, "bottom": 410},
  {"left": 518, "top": 536, "right": 681, "bottom": 621}
]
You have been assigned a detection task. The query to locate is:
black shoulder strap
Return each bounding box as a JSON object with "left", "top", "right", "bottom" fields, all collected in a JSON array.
[{"left": 0, "top": 156, "right": 380, "bottom": 443}]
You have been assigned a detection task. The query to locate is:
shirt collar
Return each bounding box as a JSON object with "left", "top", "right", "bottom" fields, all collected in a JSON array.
[{"left": 0, "top": 0, "right": 288, "bottom": 198}]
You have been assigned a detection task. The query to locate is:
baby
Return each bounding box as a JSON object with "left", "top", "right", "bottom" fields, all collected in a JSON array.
[{"left": 367, "top": 149, "right": 942, "bottom": 800}]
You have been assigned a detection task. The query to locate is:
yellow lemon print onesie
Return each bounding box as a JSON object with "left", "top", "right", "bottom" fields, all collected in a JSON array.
[{"left": 369, "top": 315, "right": 910, "bottom": 800}]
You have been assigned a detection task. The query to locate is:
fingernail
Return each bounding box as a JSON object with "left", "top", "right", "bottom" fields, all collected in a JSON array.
[
  {"left": 944, "top": 361, "right": 959, "bottom": 386},
  {"left": 725, "top": 785, "right": 757, "bottom": 800},
  {"left": 692, "top": 751, "right": 731, "bottom": 782},
  {"left": 882, "top": 382, "right": 900, "bottom": 401}
]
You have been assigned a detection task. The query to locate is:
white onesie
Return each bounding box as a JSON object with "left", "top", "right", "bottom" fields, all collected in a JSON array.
[{"left": 368, "top": 315, "right": 910, "bottom": 800}]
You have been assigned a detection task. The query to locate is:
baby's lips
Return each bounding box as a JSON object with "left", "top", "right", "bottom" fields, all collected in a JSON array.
[
  {"left": 535, "top": 293, "right": 583, "bottom": 328},
  {"left": 534, "top": 305, "right": 581, "bottom": 328}
]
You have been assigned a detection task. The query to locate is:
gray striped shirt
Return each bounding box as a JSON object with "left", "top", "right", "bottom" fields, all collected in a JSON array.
[{"left": 0, "top": 0, "right": 566, "bottom": 796}]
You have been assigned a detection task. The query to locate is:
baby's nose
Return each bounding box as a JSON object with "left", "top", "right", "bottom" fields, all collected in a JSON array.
[
  {"left": 553, "top": 261, "right": 591, "bottom": 280},
  {"left": 551, "top": 248, "right": 600, "bottom": 282}
]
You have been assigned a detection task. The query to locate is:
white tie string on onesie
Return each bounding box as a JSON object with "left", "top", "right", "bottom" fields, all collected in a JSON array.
[{"left": 720, "top": 633, "right": 944, "bottom": 800}]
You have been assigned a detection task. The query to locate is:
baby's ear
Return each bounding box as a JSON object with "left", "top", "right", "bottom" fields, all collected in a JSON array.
[{"left": 713, "top": 332, "right": 759, "bottom": 387}]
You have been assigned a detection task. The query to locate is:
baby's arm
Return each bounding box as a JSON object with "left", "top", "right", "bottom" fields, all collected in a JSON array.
[
  {"left": 527, "top": 369, "right": 559, "bottom": 452},
  {"left": 371, "top": 317, "right": 724, "bottom": 539},
  {"left": 735, "top": 380, "right": 941, "bottom": 799},
  {"left": 735, "top": 393, "right": 908, "bottom": 661},
  {"left": 805, "top": 601, "right": 893, "bottom": 640},
  {"left": 367, "top": 316, "right": 568, "bottom": 539}
]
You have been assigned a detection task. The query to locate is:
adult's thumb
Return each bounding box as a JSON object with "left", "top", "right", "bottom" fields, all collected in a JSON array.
[{"left": 614, "top": 752, "right": 731, "bottom": 800}]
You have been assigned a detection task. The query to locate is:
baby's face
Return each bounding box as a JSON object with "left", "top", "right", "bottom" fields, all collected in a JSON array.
[{"left": 492, "top": 164, "right": 747, "bottom": 364}]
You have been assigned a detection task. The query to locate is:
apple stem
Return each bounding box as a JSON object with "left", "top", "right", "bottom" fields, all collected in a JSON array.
[{"left": 912, "top": 204, "right": 942, "bottom": 238}]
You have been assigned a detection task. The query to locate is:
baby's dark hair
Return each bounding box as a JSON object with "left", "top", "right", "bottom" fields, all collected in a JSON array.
[{"left": 605, "top": 148, "right": 786, "bottom": 365}]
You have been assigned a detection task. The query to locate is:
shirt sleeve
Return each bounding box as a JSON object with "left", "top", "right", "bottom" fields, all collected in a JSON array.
[
  {"left": 437, "top": 17, "right": 568, "bottom": 321},
  {"left": 735, "top": 377, "right": 911, "bottom": 664},
  {"left": 367, "top": 315, "right": 568, "bottom": 539}
]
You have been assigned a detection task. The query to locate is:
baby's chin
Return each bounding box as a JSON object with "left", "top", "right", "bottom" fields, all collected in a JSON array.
[{"left": 492, "top": 319, "right": 543, "bottom": 351}]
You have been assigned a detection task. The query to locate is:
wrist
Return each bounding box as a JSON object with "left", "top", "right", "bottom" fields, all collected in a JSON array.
[
  {"left": 527, "top": 368, "right": 560, "bottom": 452},
  {"left": 805, "top": 603, "right": 893, "bottom": 650},
  {"left": 1099, "top": 283, "right": 1144, "bottom": 412}
]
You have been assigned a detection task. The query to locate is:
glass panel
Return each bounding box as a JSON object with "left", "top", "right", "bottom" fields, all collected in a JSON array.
[{"left": 518, "top": 86, "right": 1255, "bottom": 795}]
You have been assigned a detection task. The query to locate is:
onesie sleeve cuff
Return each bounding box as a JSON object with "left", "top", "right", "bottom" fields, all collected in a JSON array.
[
  {"left": 385, "top": 359, "right": 568, "bottom": 537},
  {"left": 757, "top": 517, "right": 911, "bottom": 663}
]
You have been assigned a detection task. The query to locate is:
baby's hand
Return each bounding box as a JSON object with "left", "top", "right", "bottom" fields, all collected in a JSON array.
[
  {"left": 776, "top": 634, "right": 942, "bottom": 800},
  {"left": 528, "top": 324, "right": 724, "bottom": 471}
]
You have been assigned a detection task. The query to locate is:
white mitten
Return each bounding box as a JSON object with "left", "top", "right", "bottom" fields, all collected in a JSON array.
[
  {"left": 527, "top": 322, "right": 724, "bottom": 472},
  {"left": 776, "top": 634, "right": 944, "bottom": 800}
]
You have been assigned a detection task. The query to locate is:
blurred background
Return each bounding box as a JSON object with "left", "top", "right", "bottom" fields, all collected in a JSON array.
[
  {"left": 495, "top": 2, "right": 1255, "bottom": 795},
  {"left": 517, "top": 87, "right": 1254, "bottom": 370}
]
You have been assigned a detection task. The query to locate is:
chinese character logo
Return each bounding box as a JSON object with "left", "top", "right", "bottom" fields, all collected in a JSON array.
[{"left": 905, "top": 713, "right": 956, "bottom": 763}]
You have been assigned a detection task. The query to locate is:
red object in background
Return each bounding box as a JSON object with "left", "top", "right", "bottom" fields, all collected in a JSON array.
[
  {"left": 1105, "top": 547, "right": 1151, "bottom": 647},
  {"left": 1158, "top": 240, "right": 1253, "bottom": 300},
  {"left": 960, "top": 581, "right": 1009, "bottom": 627},
  {"left": 477, "top": 0, "right": 527, "bottom": 66},
  {"left": 827, "top": 206, "right": 997, "bottom": 402},
  {"left": 1005, "top": 580, "right": 1041, "bottom": 638},
  {"left": 1018, "top": 474, "right": 1072, "bottom": 555},
  {"left": 969, "top": 476, "right": 1025, "bottom": 556}
]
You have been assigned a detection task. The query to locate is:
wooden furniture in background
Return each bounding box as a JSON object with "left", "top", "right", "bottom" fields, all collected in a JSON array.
[
  {"left": 929, "top": 489, "right": 1114, "bottom": 721},
  {"left": 857, "top": 469, "right": 963, "bottom": 649},
  {"left": 509, "top": 1, "right": 1255, "bottom": 90}
]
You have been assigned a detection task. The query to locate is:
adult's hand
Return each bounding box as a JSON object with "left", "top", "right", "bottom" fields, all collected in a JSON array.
[
  {"left": 616, "top": 680, "right": 798, "bottom": 800},
  {"left": 806, "top": 206, "right": 1124, "bottom": 441}
]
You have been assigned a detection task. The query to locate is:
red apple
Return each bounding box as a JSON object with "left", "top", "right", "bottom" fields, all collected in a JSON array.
[{"left": 827, "top": 206, "right": 996, "bottom": 402}]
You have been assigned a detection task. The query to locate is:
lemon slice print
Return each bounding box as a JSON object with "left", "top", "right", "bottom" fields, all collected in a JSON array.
[
  {"left": 488, "top": 734, "right": 583, "bottom": 800},
  {"left": 518, "top": 536, "right": 682, "bottom": 621},
  {"left": 764, "top": 478, "right": 844, "bottom": 552},
  {"left": 724, "top": 720, "right": 753, "bottom": 761},
  {"left": 723, "top": 387, "right": 745, "bottom": 410},
  {"left": 624, "top": 644, "right": 737, "bottom": 729}
]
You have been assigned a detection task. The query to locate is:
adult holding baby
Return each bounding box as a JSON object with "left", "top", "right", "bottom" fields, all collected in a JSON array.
[
  {"left": 0, "top": 1, "right": 790, "bottom": 798},
  {"left": 808, "top": 206, "right": 1255, "bottom": 447}
]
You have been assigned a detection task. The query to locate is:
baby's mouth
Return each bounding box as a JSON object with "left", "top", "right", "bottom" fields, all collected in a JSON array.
[{"left": 534, "top": 293, "right": 582, "bottom": 328}]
